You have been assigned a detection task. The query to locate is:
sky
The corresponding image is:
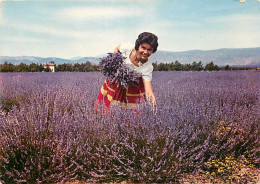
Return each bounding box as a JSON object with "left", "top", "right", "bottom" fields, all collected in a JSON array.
[{"left": 0, "top": 0, "right": 260, "bottom": 59}]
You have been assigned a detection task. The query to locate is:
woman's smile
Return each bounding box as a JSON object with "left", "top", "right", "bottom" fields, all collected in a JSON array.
[{"left": 136, "top": 43, "right": 153, "bottom": 62}]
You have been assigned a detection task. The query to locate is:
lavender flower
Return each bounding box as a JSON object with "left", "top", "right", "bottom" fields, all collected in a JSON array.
[
  {"left": 99, "top": 53, "right": 139, "bottom": 88},
  {"left": 0, "top": 71, "right": 259, "bottom": 183}
]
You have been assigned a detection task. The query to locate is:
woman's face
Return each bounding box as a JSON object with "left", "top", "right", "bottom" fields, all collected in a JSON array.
[{"left": 136, "top": 43, "right": 153, "bottom": 62}]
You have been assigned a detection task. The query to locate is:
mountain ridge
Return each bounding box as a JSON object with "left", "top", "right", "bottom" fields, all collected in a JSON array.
[{"left": 1, "top": 47, "right": 260, "bottom": 67}]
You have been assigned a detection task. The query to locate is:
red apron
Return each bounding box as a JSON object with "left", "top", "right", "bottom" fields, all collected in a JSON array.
[{"left": 94, "top": 77, "right": 146, "bottom": 112}]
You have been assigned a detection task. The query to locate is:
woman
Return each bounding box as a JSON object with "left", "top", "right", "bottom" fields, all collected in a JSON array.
[{"left": 95, "top": 32, "right": 158, "bottom": 112}]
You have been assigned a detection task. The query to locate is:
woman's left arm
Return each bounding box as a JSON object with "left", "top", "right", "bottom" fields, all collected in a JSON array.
[{"left": 143, "top": 80, "right": 156, "bottom": 107}]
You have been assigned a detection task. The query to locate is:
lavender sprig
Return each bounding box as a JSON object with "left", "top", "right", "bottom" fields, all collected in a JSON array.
[
  {"left": 0, "top": 71, "right": 259, "bottom": 183},
  {"left": 99, "top": 53, "right": 139, "bottom": 88},
  {"left": 112, "top": 64, "right": 139, "bottom": 88}
]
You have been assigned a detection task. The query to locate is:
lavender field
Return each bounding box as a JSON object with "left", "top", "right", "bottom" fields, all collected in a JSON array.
[{"left": 0, "top": 71, "right": 259, "bottom": 183}]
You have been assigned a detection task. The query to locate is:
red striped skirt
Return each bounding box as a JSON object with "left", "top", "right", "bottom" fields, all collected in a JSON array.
[{"left": 94, "top": 77, "right": 146, "bottom": 112}]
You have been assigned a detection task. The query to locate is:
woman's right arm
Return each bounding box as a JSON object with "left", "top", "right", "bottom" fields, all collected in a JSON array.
[{"left": 113, "top": 45, "right": 120, "bottom": 53}]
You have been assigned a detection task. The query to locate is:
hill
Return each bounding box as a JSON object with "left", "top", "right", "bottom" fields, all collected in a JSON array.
[
  {"left": 149, "top": 47, "right": 260, "bottom": 67},
  {"left": 1, "top": 47, "right": 260, "bottom": 67},
  {"left": 0, "top": 56, "right": 100, "bottom": 65}
]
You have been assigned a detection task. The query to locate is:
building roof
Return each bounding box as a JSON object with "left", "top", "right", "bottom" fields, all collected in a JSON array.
[{"left": 43, "top": 62, "right": 55, "bottom": 66}]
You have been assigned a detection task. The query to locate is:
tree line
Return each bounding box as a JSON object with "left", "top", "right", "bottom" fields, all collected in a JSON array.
[
  {"left": 153, "top": 61, "right": 220, "bottom": 71},
  {"left": 152, "top": 61, "right": 255, "bottom": 71},
  {"left": 0, "top": 61, "right": 98, "bottom": 72},
  {"left": 0, "top": 60, "right": 254, "bottom": 72}
]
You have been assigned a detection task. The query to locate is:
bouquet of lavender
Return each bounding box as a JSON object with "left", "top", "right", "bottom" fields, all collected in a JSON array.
[{"left": 99, "top": 52, "right": 139, "bottom": 88}]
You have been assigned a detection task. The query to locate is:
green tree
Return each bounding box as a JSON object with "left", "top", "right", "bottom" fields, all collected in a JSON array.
[
  {"left": 0, "top": 61, "right": 15, "bottom": 72},
  {"left": 157, "top": 62, "right": 167, "bottom": 71},
  {"left": 224, "top": 65, "right": 231, "bottom": 70},
  {"left": 73, "top": 63, "right": 82, "bottom": 71},
  {"left": 191, "top": 61, "right": 204, "bottom": 71},
  {"left": 39, "top": 64, "right": 45, "bottom": 72},
  {"left": 83, "top": 61, "right": 95, "bottom": 71},
  {"left": 214, "top": 64, "right": 220, "bottom": 71},
  {"left": 172, "top": 61, "right": 183, "bottom": 71},
  {"left": 29, "top": 62, "right": 39, "bottom": 72},
  {"left": 152, "top": 62, "right": 159, "bottom": 71},
  {"left": 66, "top": 63, "right": 73, "bottom": 71},
  {"left": 183, "top": 63, "right": 192, "bottom": 71},
  {"left": 56, "top": 63, "right": 66, "bottom": 71},
  {"left": 16, "top": 62, "right": 30, "bottom": 72},
  {"left": 205, "top": 61, "right": 219, "bottom": 71}
]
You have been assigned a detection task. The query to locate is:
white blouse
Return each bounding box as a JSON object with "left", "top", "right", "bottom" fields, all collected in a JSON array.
[{"left": 119, "top": 42, "right": 153, "bottom": 81}]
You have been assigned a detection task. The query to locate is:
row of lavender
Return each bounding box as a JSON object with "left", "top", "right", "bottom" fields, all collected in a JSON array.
[{"left": 0, "top": 71, "right": 259, "bottom": 183}]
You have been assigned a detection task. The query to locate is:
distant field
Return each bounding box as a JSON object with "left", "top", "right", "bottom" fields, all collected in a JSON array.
[{"left": 0, "top": 71, "right": 259, "bottom": 183}]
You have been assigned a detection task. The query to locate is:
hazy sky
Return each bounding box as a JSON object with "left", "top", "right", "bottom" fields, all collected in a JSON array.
[{"left": 0, "top": 0, "right": 260, "bottom": 59}]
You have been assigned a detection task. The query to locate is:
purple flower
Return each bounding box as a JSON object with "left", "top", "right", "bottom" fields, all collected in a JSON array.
[{"left": 99, "top": 53, "right": 139, "bottom": 88}]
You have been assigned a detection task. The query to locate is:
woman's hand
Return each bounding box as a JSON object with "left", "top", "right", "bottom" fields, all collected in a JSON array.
[
  {"left": 113, "top": 45, "right": 120, "bottom": 53},
  {"left": 143, "top": 80, "right": 156, "bottom": 108}
]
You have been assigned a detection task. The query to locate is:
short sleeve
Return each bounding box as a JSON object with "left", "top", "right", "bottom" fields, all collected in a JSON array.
[
  {"left": 119, "top": 42, "right": 134, "bottom": 57},
  {"left": 140, "top": 63, "right": 153, "bottom": 81}
]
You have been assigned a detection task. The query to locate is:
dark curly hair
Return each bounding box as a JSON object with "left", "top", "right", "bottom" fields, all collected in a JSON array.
[{"left": 135, "top": 32, "right": 158, "bottom": 53}]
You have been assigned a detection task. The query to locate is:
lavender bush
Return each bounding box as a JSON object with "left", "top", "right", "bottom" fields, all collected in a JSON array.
[
  {"left": 0, "top": 71, "right": 259, "bottom": 183},
  {"left": 99, "top": 53, "right": 139, "bottom": 88}
]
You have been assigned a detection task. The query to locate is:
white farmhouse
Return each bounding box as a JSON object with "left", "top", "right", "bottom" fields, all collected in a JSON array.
[{"left": 43, "top": 62, "right": 55, "bottom": 72}]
